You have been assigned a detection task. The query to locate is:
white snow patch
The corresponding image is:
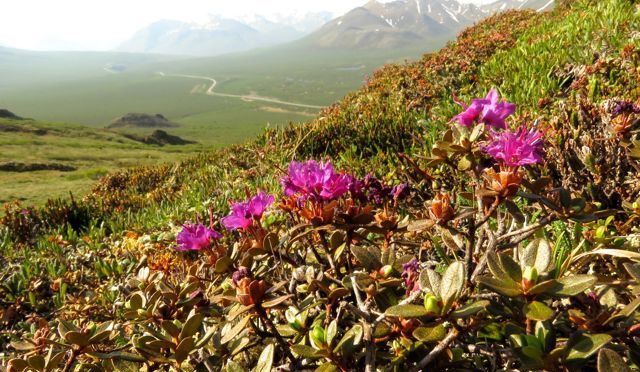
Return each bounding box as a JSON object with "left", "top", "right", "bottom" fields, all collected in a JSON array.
[
  {"left": 443, "top": 7, "right": 460, "bottom": 23},
  {"left": 337, "top": 20, "right": 342, "bottom": 26},
  {"left": 537, "top": 0, "right": 554, "bottom": 11}
]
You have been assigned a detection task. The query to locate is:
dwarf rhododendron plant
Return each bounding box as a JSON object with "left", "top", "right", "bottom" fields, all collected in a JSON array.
[
  {"left": 483, "top": 126, "right": 544, "bottom": 167},
  {"left": 281, "top": 160, "right": 351, "bottom": 201},
  {"left": 453, "top": 88, "right": 516, "bottom": 129},
  {"left": 175, "top": 222, "right": 221, "bottom": 251},
  {"left": 222, "top": 191, "right": 274, "bottom": 230}
]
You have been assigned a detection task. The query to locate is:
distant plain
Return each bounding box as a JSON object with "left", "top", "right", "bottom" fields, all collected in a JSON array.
[{"left": 0, "top": 40, "right": 445, "bottom": 204}]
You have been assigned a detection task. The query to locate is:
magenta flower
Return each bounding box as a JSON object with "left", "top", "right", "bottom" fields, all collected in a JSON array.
[
  {"left": 453, "top": 99, "right": 487, "bottom": 127},
  {"left": 280, "top": 160, "right": 351, "bottom": 201},
  {"left": 176, "top": 223, "right": 222, "bottom": 251},
  {"left": 222, "top": 191, "right": 274, "bottom": 231},
  {"left": 402, "top": 258, "right": 420, "bottom": 295},
  {"left": 483, "top": 126, "right": 544, "bottom": 167},
  {"left": 453, "top": 89, "right": 516, "bottom": 129}
]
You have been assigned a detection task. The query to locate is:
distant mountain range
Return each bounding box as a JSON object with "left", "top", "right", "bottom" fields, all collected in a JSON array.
[
  {"left": 116, "top": 12, "right": 333, "bottom": 56},
  {"left": 117, "top": 0, "right": 554, "bottom": 56},
  {"left": 306, "top": 0, "right": 554, "bottom": 49}
]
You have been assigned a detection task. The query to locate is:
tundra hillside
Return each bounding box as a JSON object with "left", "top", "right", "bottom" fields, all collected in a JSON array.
[{"left": 2, "top": 1, "right": 640, "bottom": 371}]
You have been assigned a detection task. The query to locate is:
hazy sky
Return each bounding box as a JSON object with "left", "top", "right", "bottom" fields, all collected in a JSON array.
[{"left": 0, "top": 0, "right": 495, "bottom": 51}]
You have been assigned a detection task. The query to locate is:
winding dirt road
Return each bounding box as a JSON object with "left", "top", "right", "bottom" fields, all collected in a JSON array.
[{"left": 157, "top": 72, "right": 324, "bottom": 110}]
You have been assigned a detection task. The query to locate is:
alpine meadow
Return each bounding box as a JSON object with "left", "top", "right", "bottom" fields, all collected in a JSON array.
[{"left": 3, "top": 0, "right": 640, "bottom": 371}]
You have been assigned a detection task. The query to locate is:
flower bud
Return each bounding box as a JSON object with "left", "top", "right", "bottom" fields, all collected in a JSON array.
[
  {"left": 310, "top": 325, "right": 327, "bottom": 349},
  {"left": 379, "top": 265, "right": 393, "bottom": 278},
  {"left": 296, "top": 284, "right": 309, "bottom": 293},
  {"left": 522, "top": 266, "right": 538, "bottom": 291},
  {"left": 286, "top": 307, "right": 304, "bottom": 331},
  {"left": 429, "top": 193, "right": 455, "bottom": 224},
  {"left": 423, "top": 294, "right": 442, "bottom": 315}
]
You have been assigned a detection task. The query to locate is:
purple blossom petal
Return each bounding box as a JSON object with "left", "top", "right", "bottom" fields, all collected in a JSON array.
[
  {"left": 280, "top": 160, "right": 350, "bottom": 201},
  {"left": 222, "top": 191, "right": 275, "bottom": 231},
  {"left": 452, "top": 89, "right": 516, "bottom": 129},
  {"left": 453, "top": 99, "right": 486, "bottom": 127},
  {"left": 483, "top": 126, "right": 544, "bottom": 167},
  {"left": 247, "top": 191, "right": 275, "bottom": 218},
  {"left": 176, "top": 223, "right": 221, "bottom": 251}
]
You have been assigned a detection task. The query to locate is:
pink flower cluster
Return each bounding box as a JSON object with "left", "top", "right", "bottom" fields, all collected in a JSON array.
[
  {"left": 176, "top": 160, "right": 408, "bottom": 251},
  {"left": 453, "top": 88, "right": 516, "bottom": 130},
  {"left": 483, "top": 127, "right": 544, "bottom": 167},
  {"left": 280, "top": 160, "right": 351, "bottom": 201},
  {"left": 222, "top": 191, "right": 274, "bottom": 231},
  {"left": 176, "top": 222, "right": 222, "bottom": 251},
  {"left": 452, "top": 89, "right": 544, "bottom": 168}
]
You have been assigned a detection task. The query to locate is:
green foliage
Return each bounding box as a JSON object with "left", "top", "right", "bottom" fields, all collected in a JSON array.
[{"left": 3, "top": 1, "right": 640, "bottom": 371}]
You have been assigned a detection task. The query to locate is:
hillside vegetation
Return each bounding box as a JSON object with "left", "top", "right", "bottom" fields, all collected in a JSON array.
[
  {"left": 2, "top": 1, "right": 640, "bottom": 371},
  {"left": 0, "top": 118, "right": 198, "bottom": 205}
]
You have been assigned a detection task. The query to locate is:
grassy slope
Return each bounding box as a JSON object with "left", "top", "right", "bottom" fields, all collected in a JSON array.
[
  {"left": 0, "top": 118, "right": 199, "bottom": 204},
  {"left": 0, "top": 42, "right": 443, "bottom": 144},
  {"left": 0, "top": 38, "right": 448, "bottom": 205},
  {"left": 1, "top": 0, "right": 639, "bottom": 344}
]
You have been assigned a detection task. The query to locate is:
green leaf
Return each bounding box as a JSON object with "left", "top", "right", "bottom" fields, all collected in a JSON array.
[
  {"left": 45, "top": 351, "right": 66, "bottom": 371},
  {"left": 527, "top": 279, "right": 561, "bottom": 295},
  {"left": 419, "top": 268, "right": 441, "bottom": 295},
  {"left": 413, "top": 324, "right": 446, "bottom": 343},
  {"left": 440, "top": 261, "right": 466, "bottom": 313},
  {"left": 499, "top": 253, "right": 523, "bottom": 283},
  {"left": 573, "top": 249, "right": 640, "bottom": 261},
  {"left": 523, "top": 301, "right": 554, "bottom": 321},
  {"left": 255, "top": 344, "right": 274, "bottom": 372},
  {"left": 623, "top": 262, "right": 640, "bottom": 281},
  {"left": 221, "top": 314, "right": 252, "bottom": 344},
  {"left": 87, "top": 351, "right": 147, "bottom": 363},
  {"left": 514, "top": 346, "right": 545, "bottom": 370},
  {"left": 451, "top": 300, "right": 489, "bottom": 318},
  {"left": 457, "top": 155, "right": 472, "bottom": 171},
  {"left": 598, "top": 348, "right": 630, "bottom": 372},
  {"left": 326, "top": 320, "right": 338, "bottom": 347},
  {"left": 316, "top": 364, "right": 339, "bottom": 372},
  {"left": 476, "top": 276, "right": 522, "bottom": 297},
  {"left": 7, "top": 359, "right": 29, "bottom": 371},
  {"left": 291, "top": 344, "right": 322, "bottom": 359},
  {"left": 223, "top": 360, "right": 247, "bottom": 372},
  {"left": 58, "top": 319, "right": 79, "bottom": 339},
  {"left": 385, "top": 304, "right": 430, "bottom": 318},
  {"left": 407, "top": 219, "right": 435, "bottom": 232},
  {"left": 535, "top": 321, "right": 555, "bottom": 353},
  {"left": 351, "top": 246, "right": 382, "bottom": 270},
  {"left": 64, "top": 331, "right": 91, "bottom": 347},
  {"left": 566, "top": 333, "right": 612, "bottom": 363},
  {"left": 88, "top": 322, "right": 113, "bottom": 344},
  {"left": 126, "top": 292, "right": 145, "bottom": 310},
  {"left": 10, "top": 341, "right": 35, "bottom": 351},
  {"left": 180, "top": 313, "right": 204, "bottom": 339},
  {"left": 174, "top": 336, "right": 195, "bottom": 364},
  {"left": 262, "top": 294, "right": 294, "bottom": 308},
  {"left": 161, "top": 320, "right": 181, "bottom": 338},
  {"left": 486, "top": 251, "right": 520, "bottom": 285},
  {"left": 27, "top": 355, "right": 46, "bottom": 371},
  {"left": 334, "top": 324, "right": 363, "bottom": 357},
  {"left": 551, "top": 275, "right": 597, "bottom": 297},
  {"left": 606, "top": 297, "right": 640, "bottom": 325},
  {"left": 519, "top": 238, "right": 552, "bottom": 273},
  {"left": 195, "top": 325, "right": 217, "bottom": 349}
]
